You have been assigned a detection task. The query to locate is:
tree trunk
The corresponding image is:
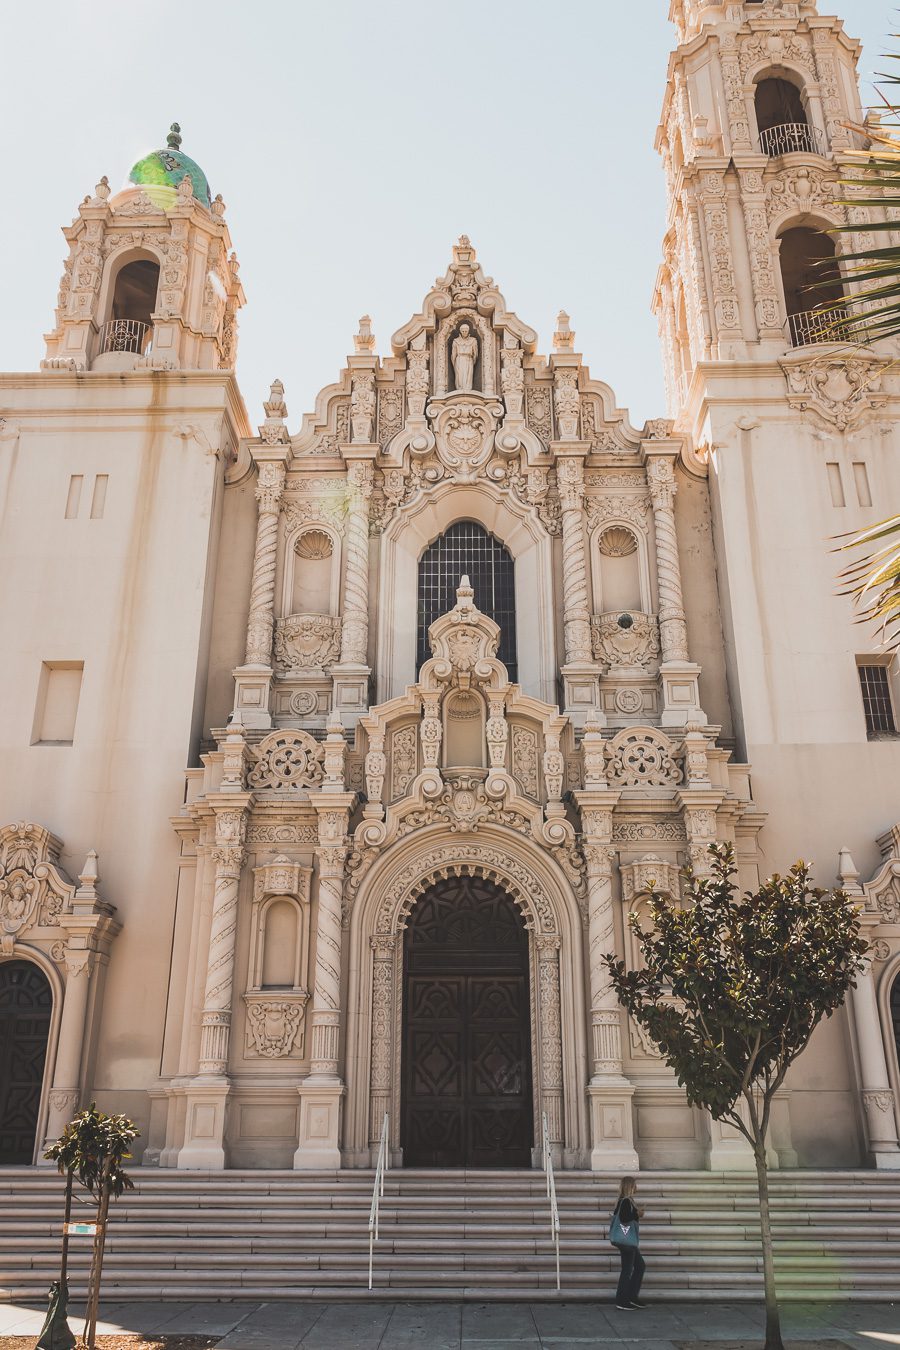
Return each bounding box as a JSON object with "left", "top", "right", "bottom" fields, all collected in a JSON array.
[
  {"left": 60, "top": 1169, "right": 72, "bottom": 1294},
  {"left": 753, "top": 1136, "right": 784, "bottom": 1350},
  {"left": 84, "top": 1174, "right": 110, "bottom": 1350}
]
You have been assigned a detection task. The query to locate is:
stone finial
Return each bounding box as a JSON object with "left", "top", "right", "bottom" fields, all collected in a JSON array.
[
  {"left": 456, "top": 574, "right": 475, "bottom": 608},
  {"left": 259, "top": 379, "right": 289, "bottom": 445},
  {"left": 178, "top": 173, "right": 194, "bottom": 200},
  {"left": 354, "top": 315, "right": 376, "bottom": 354},
  {"left": 838, "top": 846, "right": 862, "bottom": 893},
  {"left": 78, "top": 849, "right": 100, "bottom": 893},
  {"left": 93, "top": 176, "right": 111, "bottom": 203},
  {"left": 212, "top": 193, "right": 226, "bottom": 218},
  {"left": 553, "top": 311, "right": 575, "bottom": 352},
  {"left": 453, "top": 234, "right": 476, "bottom": 263},
  {"left": 167, "top": 122, "right": 183, "bottom": 151}
]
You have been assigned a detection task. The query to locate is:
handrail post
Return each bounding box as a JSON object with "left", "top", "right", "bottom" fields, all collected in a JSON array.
[{"left": 367, "top": 1113, "right": 389, "bottom": 1290}]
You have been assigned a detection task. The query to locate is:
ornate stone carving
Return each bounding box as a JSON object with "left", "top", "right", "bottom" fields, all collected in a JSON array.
[
  {"left": 871, "top": 939, "right": 891, "bottom": 963},
  {"left": 511, "top": 726, "right": 539, "bottom": 799},
  {"left": 425, "top": 395, "right": 504, "bottom": 483},
  {"left": 397, "top": 774, "right": 531, "bottom": 839},
  {"left": 245, "top": 461, "right": 286, "bottom": 667},
  {"left": 247, "top": 823, "right": 319, "bottom": 846},
  {"left": 377, "top": 385, "right": 404, "bottom": 449},
  {"left": 591, "top": 612, "right": 660, "bottom": 670},
  {"left": 390, "top": 725, "right": 418, "bottom": 801},
  {"left": 585, "top": 494, "right": 650, "bottom": 533},
  {"left": 620, "top": 855, "right": 681, "bottom": 903},
  {"left": 598, "top": 526, "right": 637, "bottom": 558},
  {"left": 781, "top": 353, "right": 888, "bottom": 430},
  {"left": 605, "top": 728, "right": 682, "bottom": 788},
  {"left": 378, "top": 849, "right": 558, "bottom": 935},
  {"left": 0, "top": 822, "right": 76, "bottom": 937},
  {"left": 339, "top": 461, "right": 374, "bottom": 667},
  {"left": 351, "top": 372, "right": 376, "bottom": 443},
  {"left": 248, "top": 730, "right": 326, "bottom": 792},
  {"left": 863, "top": 1091, "right": 895, "bottom": 1114},
  {"left": 243, "top": 993, "right": 308, "bottom": 1058},
  {"left": 765, "top": 168, "right": 844, "bottom": 227},
  {"left": 525, "top": 382, "right": 553, "bottom": 445},
  {"left": 273, "top": 615, "right": 342, "bottom": 673},
  {"left": 553, "top": 368, "right": 580, "bottom": 441},
  {"left": 284, "top": 494, "right": 348, "bottom": 534}
]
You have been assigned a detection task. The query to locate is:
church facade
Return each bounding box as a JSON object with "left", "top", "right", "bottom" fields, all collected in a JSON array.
[{"left": 2, "top": 0, "right": 900, "bottom": 1176}]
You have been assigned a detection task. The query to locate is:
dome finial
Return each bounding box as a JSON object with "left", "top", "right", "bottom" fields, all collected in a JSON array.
[{"left": 167, "top": 122, "right": 182, "bottom": 151}]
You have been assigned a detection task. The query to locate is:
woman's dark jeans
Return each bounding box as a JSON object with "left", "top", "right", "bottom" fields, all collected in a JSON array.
[{"left": 615, "top": 1246, "right": 645, "bottom": 1305}]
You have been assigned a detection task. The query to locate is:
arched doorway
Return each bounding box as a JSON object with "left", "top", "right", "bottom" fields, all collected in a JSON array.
[
  {"left": 0, "top": 961, "right": 53, "bottom": 1164},
  {"left": 891, "top": 972, "right": 900, "bottom": 1078},
  {"left": 401, "top": 876, "right": 533, "bottom": 1167}
]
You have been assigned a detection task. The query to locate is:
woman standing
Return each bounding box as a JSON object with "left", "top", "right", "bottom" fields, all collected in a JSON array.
[{"left": 610, "top": 1176, "right": 646, "bottom": 1310}]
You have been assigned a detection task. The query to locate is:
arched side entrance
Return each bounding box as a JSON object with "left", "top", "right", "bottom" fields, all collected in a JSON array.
[
  {"left": 0, "top": 961, "right": 53, "bottom": 1164},
  {"left": 892, "top": 973, "right": 900, "bottom": 1078},
  {"left": 401, "top": 876, "right": 532, "bottom": 1167}
]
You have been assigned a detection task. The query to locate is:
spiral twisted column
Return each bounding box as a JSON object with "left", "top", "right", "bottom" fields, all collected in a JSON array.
[
  {"left": 536, "top": 935, "right": 564, "bottom": 1146},
  {"left": 244, "top": 461, "right": 286, "bottom": 666},
  {"left": 339, "top": 461, "right": 374, "bottom": 667},
  {"left": 557, "top": 458, "right": 593, "bottom": 665},
  {"left": 309, "top": 832, "right": 349, "bottom": 1078},
  {"left": 646, "top": 455, "right": 689, "bottom": 663},
  {"left": 584, "top": 843, "right": 624, "bottom": 1078},
  {"left": 199, "top": 805, "right": 249, "bottom": 1075}
]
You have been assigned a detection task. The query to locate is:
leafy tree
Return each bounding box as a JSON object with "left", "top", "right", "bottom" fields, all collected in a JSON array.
[
  {"left": 44, "top": 1104, "right": 139, "bottom": 1350},
  {"left": 604, "top": 845, "right": 868, "bottom": 1350}
]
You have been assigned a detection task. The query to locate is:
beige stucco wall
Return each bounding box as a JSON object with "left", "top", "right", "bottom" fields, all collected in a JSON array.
[{"left": 0, "top": 371, "right": 247, "bottom": 1154}]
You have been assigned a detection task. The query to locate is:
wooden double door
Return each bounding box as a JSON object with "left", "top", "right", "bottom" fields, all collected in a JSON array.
[
  {"left": 401, "top": 876, "right": 534, "bottom": 1168},
  {"left": 0, "top": 961, "right": 52, "bottom": 1164}
]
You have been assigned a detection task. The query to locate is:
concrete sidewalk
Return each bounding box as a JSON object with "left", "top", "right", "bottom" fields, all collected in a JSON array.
[{"left": 1, "top": 1300, "right": 899, "bottom": 1348}]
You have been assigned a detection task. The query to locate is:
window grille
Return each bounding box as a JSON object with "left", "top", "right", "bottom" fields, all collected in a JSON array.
[
  {"left": 417, "top": 521, "right": 517, "bottom": 680},
  {"left": 858, "top": 663, "right": 897, "bottom": 737}
]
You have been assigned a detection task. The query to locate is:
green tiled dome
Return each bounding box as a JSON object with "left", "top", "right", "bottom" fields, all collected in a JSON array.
[{"left": 129, "top": 124, "right": 212, "bottom": 208}]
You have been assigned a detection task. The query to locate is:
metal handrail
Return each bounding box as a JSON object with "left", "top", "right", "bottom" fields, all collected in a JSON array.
[
  {"left": 759, "top": 122, "right": 824, "bottom": 157},
  {"left": 541, "top": 1110, "right": 561, "bottom": 1292},
  {"left": 367, "top": 1113, "right": 389, "bottom": 1290}
]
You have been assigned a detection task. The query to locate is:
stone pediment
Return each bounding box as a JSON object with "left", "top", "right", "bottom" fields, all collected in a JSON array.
[{"left": 423, "top": 576, "right": 501, "bottom": 689}]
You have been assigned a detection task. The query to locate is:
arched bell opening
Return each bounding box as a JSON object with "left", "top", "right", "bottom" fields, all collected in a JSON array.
[
  {"left": 778, "top": 225, "right": 846, "bottom": 347},
  {"left": 0, "top": 960, "right": 53, "bottom": 1164},
  {"left": 755, "top": 74, "right": 821, "bottom": 156},
  {"left": 400, "top": 876, "right": 533, "bottom": 1168},
  {"left": 97, "top": 257, "right": 159, "bottom": 361}
]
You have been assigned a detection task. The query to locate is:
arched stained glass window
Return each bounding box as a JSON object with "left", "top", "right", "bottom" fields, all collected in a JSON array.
[{"left": 416, "top": 521, "right": 517, "bottom": 680}]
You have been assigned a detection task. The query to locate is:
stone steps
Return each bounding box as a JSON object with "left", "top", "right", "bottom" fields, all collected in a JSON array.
[{"left": 1, "top": 1167, "right": 899, "bottom": 1302}]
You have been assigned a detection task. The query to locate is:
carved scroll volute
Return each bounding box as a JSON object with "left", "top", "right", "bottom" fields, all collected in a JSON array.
[{"left": 365, "top": 733, "right": 386, "bottom": 805}]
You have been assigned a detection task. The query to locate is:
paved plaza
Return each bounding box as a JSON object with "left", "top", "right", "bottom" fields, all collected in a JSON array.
[{"left": 0, "top": 1300, "right": 898, "bottom": 1349}]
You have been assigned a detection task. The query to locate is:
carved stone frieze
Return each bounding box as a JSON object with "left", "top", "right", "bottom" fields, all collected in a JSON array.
[
  {"left": 511, "top": 726, "right": 540, "bottom": 799},
  {"left": 591, "top": 612, "right": 661, "bottom": 670},
  {"left": 396, "top": 773, "right": 531, "bottom": 839},
  {"left": 247, "top": 730, "right": 326, "bottom": 792},
  {"left": 585, "top": 493, "right": 650, "bottom": 533},
  {"left": 620, "top": 855, "right": 681, "bottom": 903},
  {"left": 243, "top": 991, "right": 308, "bottom": 1058},
  {"left": 780, "top": 353, "right": 888, "bottom": 430},
  {"left": 390, "top": 725, "right": 418, "bottom": 802},
  {"left": 246, "top": 823, "right": 319, "bottom": 846},
  {"left": 273, "top": 614, "right": 342, "bottom": 673},
  {"left": 613, "top": 819, "right": 687, "bottom": 843},
  {"left": 604, "top": 728, "right": 683, "bottom": 789}
]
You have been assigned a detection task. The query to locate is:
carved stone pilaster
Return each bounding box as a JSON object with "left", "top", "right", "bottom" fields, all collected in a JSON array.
[
  {"left": 244, "top": 461, "right": 286, "bottom": 667},
  {"left": 369, "top": 934, "right": 396, "bottom": 1147},
  {"left": 557, "top": 458, "right": 593, "bottom": 666},
  {"left": 339, "top": 460, "right": 373, "bottom": 668},
  {"left": 645, "top": 455, "right": 688, "bottom": 664},
  {"left": 536, "top": 935, "right": 564, "bottom": 1147},
  {"left": 308, "top": 798, "right": 352, "bottom": 1079}
]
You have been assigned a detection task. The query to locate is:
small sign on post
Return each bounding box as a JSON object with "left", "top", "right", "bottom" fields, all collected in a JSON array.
[{"left": 64, "top": 1222, "right": 98, "bottom": 1236}]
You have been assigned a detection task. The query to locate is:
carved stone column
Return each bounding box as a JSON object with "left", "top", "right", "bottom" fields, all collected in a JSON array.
[
  {"left": 536, "top": 936, "right": 564, "bottom": 1154},
  {"left": 643, "top": 443, "right": 705, "bottom": 727},
  {"left": 43, "top": 949, "right": 93, "bottom": 1149},
  {"left": 852, "top": 963, "right": 900, "bottom": 1168},
  {"left": 576, "top": 792, "right": 639, "bottom": 1171},
  {"left": 233, "top": 457, "right": 286, "bottom": 728},
  {"left": 369, "top": 935, "right": 396, "bottom": 1155},
  {"left": 178, "top": 795, "right": 250, "bottom": 1169},
  {"left": 332, "top": 456, "right": 374, "bottom": 723},
  {"left": 295, "top": 794, "right": 354, "bottom": 1169},
  {"left": 556, "top": 453, "right": 600, "bottom": 722}
]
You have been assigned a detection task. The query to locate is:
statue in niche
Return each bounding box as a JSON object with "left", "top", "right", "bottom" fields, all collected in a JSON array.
[{"left": 451, "top": 323, "right": 478, "bottom": 393}]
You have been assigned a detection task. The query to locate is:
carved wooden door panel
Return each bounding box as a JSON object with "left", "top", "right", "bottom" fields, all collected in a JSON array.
[
  {"left": 401, "top": 877, "right": 533, "bottom": 1167},
  {"left": 0, "top": 961, "right": 52, "bottom": 1164}
]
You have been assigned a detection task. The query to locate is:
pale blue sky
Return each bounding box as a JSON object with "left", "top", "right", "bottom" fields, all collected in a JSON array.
[{"left": 0, "top": 1, "right": 892, "bottom": 428}]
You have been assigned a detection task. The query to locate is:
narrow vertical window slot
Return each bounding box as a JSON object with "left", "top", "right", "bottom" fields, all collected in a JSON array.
[
  {"left": 65, "top": 475, "right": 83, "bottom": 519},
  {"left": 853, "top": 462, "right": 872, "bottom": 508},
  {"left": 90, "top": 474, "right": 109, "bottom": 519},
  {"left": 826, "top": 462, "right": 845, "bottom": 508}
]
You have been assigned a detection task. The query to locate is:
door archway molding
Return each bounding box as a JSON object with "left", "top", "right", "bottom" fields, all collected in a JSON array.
[{"left": 343, "top": 824, "right": 589, "bottom": 1169}]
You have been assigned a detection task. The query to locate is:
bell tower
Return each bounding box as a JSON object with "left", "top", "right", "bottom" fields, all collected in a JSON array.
[
  {"left": 654, "top": 0, "right": 877, "bottom": 406},
  {"left": 42, "top": 124, "right": 245, "bottom": 374}
]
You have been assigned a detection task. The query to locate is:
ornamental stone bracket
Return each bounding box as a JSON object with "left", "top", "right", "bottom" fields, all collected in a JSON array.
[{"left": 779, "top": 349, "right": 889, "bottom": 431}]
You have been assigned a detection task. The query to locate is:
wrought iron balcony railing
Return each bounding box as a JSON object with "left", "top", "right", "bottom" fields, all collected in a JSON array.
[
  {"left": 97, "top": 319, "right": 152, "bottom": 356},
  {"left": 759, "top": 122, "right": 824, "bottom": 157},
  {"left": 787, "top": 306, "right": 851, "bottom": 348}
]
